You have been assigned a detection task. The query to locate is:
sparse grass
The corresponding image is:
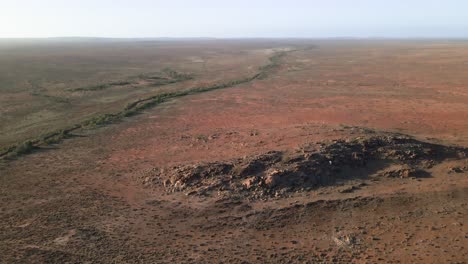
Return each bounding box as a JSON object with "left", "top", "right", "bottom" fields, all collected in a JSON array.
[
  {"left": 67, "top": 70, "right": 193, "bottom": 92},
  {"left": 162, "top": 68, "right": 193, "bottom": 80},
  {"left": 70, "top": 81, "right": 134, "bottom": 92},
  {"left": 281, "top": 152, "right": 295, "bottom": 164},
  {"left": 69, "top": 70, "right": 192, "bottom": 92},
  {"left": 30, "top": 92, "right": 71, "bottom": 104},
  {"left": 231, "top": 164, "right": 244, "bottom": 177},
  {"left": 139, "top": 69, "right": 193, "bottom": 87},
  {"left": 0, "top": 49, "right": 292, "bottom": 160},
  {"left": 257, "top": 51, "right": 288, "bottom": 79},
  {"left": 40, "top": 130, "right": 71, "bottom": 145},
  {"left": 195, "top": 134, "right": 208, "bottom": 142},
  {"left": 9, "top": 141, "right": 35, "bottom": 157}
]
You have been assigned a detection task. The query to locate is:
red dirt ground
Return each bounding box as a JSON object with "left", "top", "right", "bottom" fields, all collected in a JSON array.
[{"left": 1, "top": 41, "right": 467, "bottom": 263}]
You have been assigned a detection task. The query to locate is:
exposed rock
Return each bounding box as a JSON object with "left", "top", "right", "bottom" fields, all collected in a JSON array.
[
  {"left": 263, "top": 169, "right": 282, "bottom": 187},
  {"left": 139, "top": 133, "right": 467, "bottom": 198},
  {"left": 380, "top": 165, "right": 422, "bottom": 178},
  {"left": 448, "top": 166, "right": 467, "bottom": 173},
  {"left": 242, "top": 177, "right": 257, "bottom": 189}
]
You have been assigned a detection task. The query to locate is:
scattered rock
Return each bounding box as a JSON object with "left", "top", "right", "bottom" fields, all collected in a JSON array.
[
  {"left": 139, "top": 133, "right": 467, "bottom": 198},
  {"left": 263, "top": 169, "right": 282, "bottom": 187},
  {"left": 379, "top": 165, "right": 427, "bottom": 179},
  {"left": 332, "top": 234, "right": 357, "bottom": 248},
  {"left": 448, "top": 166, "right": 466, "bottom": 173},
  {"left": 242, "top": 177, "right": 257, "bottom": 189}
]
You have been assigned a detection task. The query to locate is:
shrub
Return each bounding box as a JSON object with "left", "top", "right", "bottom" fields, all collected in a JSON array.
[{"left": 14, "top": 141, "right": 35, "bottom": 155}]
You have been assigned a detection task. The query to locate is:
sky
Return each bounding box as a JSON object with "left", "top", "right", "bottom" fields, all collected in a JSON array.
[{"left": 1, "top": 0, "right": 468, "bottom": 38}]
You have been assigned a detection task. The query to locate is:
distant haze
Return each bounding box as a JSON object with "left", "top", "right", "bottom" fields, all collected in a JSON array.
[{"left": 1, "top": 0, "right": 468, "bottom": 38}]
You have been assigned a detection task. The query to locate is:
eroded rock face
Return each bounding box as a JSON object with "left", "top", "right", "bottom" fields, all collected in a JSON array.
[
  {"left": 139, "top": 133, "right": 467, "bottom": 198},
  {"left": 378, "top": 164, "right": 425, "bottom": 178}
]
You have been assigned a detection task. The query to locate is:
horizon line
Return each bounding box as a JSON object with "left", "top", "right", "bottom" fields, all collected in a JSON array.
[{"left": 2, "top": 36, "right": 468, "bottom": 40}]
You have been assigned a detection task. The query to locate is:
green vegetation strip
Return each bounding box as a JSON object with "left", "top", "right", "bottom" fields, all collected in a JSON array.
[
  {"left": 69, "top": 68, "right": 193, "bottom": 92},
  {"left": 0, "top": 50, "right": 290, "bottom": 160},
  {"left": 70, "top": 81, "right": 134, "bottom": 92}
]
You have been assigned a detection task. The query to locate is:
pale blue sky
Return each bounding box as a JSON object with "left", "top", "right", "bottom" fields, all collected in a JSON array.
[{"left": 1, "top": 0, "right": 467, "bottom": 38}]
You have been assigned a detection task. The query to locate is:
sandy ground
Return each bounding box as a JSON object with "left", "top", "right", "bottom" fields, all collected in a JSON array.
[{"left": 1, "top": 41, "right": 468, "bottom": 263}]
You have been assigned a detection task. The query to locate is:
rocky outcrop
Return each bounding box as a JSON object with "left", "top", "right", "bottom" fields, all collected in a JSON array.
[{"left": 140, "top": 133, "right": 467, "bottom": 198}]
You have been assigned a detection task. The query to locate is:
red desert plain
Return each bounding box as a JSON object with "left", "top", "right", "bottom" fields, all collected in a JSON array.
[{"left": 1, "top": 39, "right": 467, "bottom": 263}]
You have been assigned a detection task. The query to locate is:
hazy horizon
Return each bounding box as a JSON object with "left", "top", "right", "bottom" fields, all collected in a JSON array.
[{"left": 2, "top": 0, "right": 468, "bottom": 38}]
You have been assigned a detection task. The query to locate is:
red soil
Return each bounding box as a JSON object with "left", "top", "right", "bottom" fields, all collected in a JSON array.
[{"left": 1, "top": 41, "right": 468, "bottom": 263}]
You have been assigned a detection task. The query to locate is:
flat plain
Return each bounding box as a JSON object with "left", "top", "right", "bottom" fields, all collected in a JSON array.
[{"left": 1, "top": 39, "right": 467, "bottom": 263}]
